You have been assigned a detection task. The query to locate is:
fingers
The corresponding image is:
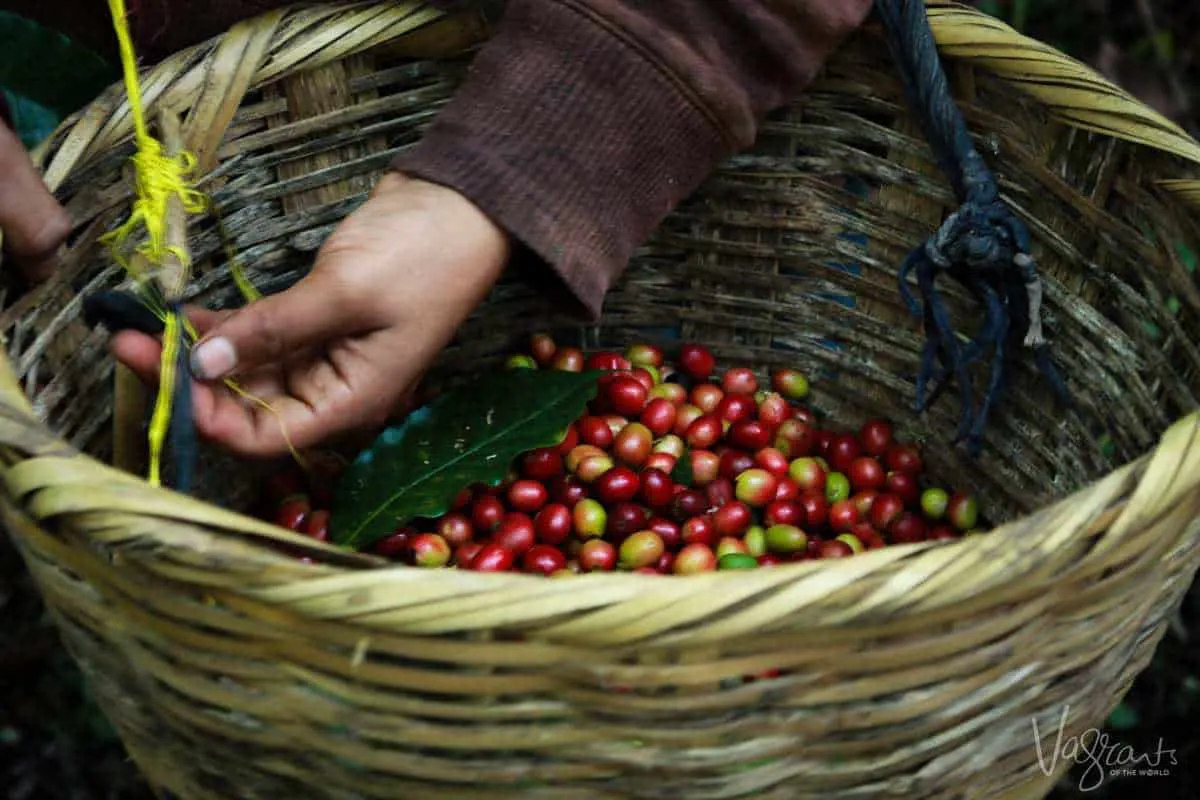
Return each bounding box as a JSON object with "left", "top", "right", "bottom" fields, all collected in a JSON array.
[
  {"left": 195, "top": 338, "right": 400, "bottom": 457},
  {"left": 189, "top": 271, "right": 371, "bottom": 382},
  {"left": 0, "top": 120, "right": 70, "bottom": 281}
]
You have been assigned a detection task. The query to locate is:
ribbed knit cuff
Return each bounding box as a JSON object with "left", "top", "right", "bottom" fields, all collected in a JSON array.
[{"left": 391, "top": 0, "right": 731, "bottom": 319}]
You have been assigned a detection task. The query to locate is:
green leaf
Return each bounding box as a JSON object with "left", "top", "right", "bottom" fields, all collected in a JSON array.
[
  {"left": 331, "top": 369, "right": 603, "bottom": 548},
  {"left": 0, "top": 12, "right": 115, "bottom": 123},
  {"left": 671, "top": 447, "right": 693, "bottom": 486}
]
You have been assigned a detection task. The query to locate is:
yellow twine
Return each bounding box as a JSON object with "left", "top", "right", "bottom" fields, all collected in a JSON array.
[
  {"left": 104, "top": 0, "right": 303, "bottom": 486},
  {"left": 102, "top": 0, "right": 207, "bottom": 271}
]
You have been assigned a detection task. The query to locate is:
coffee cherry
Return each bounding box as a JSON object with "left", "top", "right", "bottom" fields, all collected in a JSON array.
[
  {"left": 818, "top": 539, "right": 854, "bottom": 559},
  {"left": 721, "top": 368, "right": 758, "bottom": 395},
  {"left": 630, "top": 367, "right": 657, "bottom": 392},
  {"left": 653, "top": 434, "right": 686, "bottom": 459},
  {"left": 650, "top": 383, "right": 688, "bottom": 405},
  {"left": 608, "top": 376, "right": 649, "bottom": 416},
  {"left": 550, "top": 476, "right": 588, "bottom": 508},
  {"left": 655, "top": 552, "right": 676, "bottom": 574},
  {"left": 523, "top": 544, "right": 568, "bottom": 576},
  {"left": 920, "top": 487, "right": 949, "bottom": 520},
  {"left": 626, "top": 343, "right": 664, "bottom": 369},
  {"left": 410, "top": 533, "right": 451, "bottom": 567},
  {"left": 640, "top": 398, "right": 677, "bottom": 437},
  {"left": 735, "top": 468, "right": 778, "bottom": 508},
  {"left": 947, "top": 493, "right": 979, "bottom": 531},
  {"left": 577, "top": 416, "right": 614, "bottom": 449},
  {"left": 275, "top": 494, "right": 311, "bottom": 530},
  {"left": 679, "top": 344, "right": 716, "bottom": 380},
  {"left": 773, "top": 476, "right": 801, "bottom": 502},
  {"left": 714, "top": 393, "right": 755, "bottom": 424},
  {"left": 889, "top": 512, "right": 928, "bottom": 544},
  {"left": 825, "top": 472, "right": 851, "bottom": 503},
  {"left": 764, "top": 500, "right": 804, "bottom": 528},
  {"left": 884, "top": 470, "right": 920, "bottom": 506},
  {"left": 303, "top": 509, "right": 331, "bottom": 542},
  {"left": 436, "top": 513, "right": 474, "bottom": 548},
  {"left": 859, "top": 419, "right": 893, "bottom": 456},
  {"left": 716, "top": 536, "right": 749, "bottom": 558},
  {"left": 705, "top": 477, "right": 735, "bottom": 509},
  {"left": 884, "top": 442, "right": 923, "bottom": 474},
  {"left": 576, "top": 454, "right": 615, "bottom": 483},
  {"left": 521, "top": 447, "right": 564, "bottom": 482},
  {"left": 588, "top": 351, "right": 633, "bottom": 372},
  {"left": 565, "top": 444, "right": 605, "bottom": 473},
  {"left": 470, "top": 543, "right": 516, "bottom": 571},
  {"left": 534, "top": 504, "right": 572, "bottom": 545},
  {"left": 620, "top": 530, "right": 666, "bottom": 570},
  {"left": 713, "top": 501, "right": 753, "bottom": 537},
  {"left": 850, "top": 522, "right": 884, "bottom": 550},
  {"left": 472, "top": 495, "right": 506, "bottom": 533},
  {"left": 775, "top": 419, "right": 816, "bottom": 458},
  {"left": 827, "top": 434, "right": 862, "bottom": 474},
  {"left": 771, "top": 368, "right": 808, "bottom": 400},
  {"left": 718, "top": 449, "right": 756, "bottom": 481},
  {"left": 681, "top": 515, "right": 717, "bottom": 547},
  {"left": 929, "top": 524, "right": 958, "bottom": 542},
  {"left": 495, "top": 513, "right": 537, "bottom": 554},
  {"left": 829, "top": 499, "right": 859, "bottom": 533},
  {"left": 757, "top": 554, "right": 784, "bottom": 567},
  {"left": 612, "top": 423, "right": 653, "bottom": 468},
  {"left": 636, "top": 468, "right": 673, "bottom": 509},
  {"left": 814, "top": 430, "right": 834, "bottom": 457},
  {"left": 556, "top": 424, "right": 580, "bottom": 455},
  {"left": 670, "top": 489, "right": 709, "bottom": 521},
  {"left": 686, "top": 449, "right": 718, "bottom": 486},
  {"left": 688, "top": 384, "right": 723, "bottom": 416},
  {"left": 850, "top": 490, "right": 878, "bottom": 518},
  {"left": 673, "top": 404, "right": 705, "bottom": 437},
  {"left": 728, "top": 419, "right": 771, "bottom": 451},
  {"left": 579, "top": 539, "right": 617, "bottom": 572},
  {"left": 373, "top": 529, "right": 413, "bottom": 559},
  {"left": 674, "top": 543, "right": 718, "bottom": 574},
  {"left": 788, "top": 457, "right": 827, "bottom": 493},
  {"left": 758, "top": 393, "right": 790, "bottom": 428},
  {"left": 529, "top": 333, "right": 557, "bottom": 366},
  {"left": 573, "top": 499, "right": 607, "bottom": 539},
  {"left": 719, "top": 552, "right": 759, "bottom": 571},
  {"left": 869, "top": 493, "right": 905, "bottom": 531},
  {"left": 507, "top": 480, "right": 549, "bottom": 513},
  {"left": 686, "top": 414, "right": 723, "bottom": 449},
  {"left": 744, "top": 525, "right": 767, "bottom": 557},
  {"left": 847, "top": 457, "right": 886, "bottom": 492},
  {"left": 798, "top": 491, "right": 828, "bottom": 529},
  {"left": 835, "top": 533, "right": 865, "bottom": 554},
  {"left": 765, "top": 524, "right": 808, "bottom": 554},
  {"left": 552, "top": 347, "right": 584, "bottom": 372},
  {"left": 644, "top": 453, "right": 677, "bottom": 473},
  {"left": 592, "top": 466, "right": 639, "bottom": 505},
  {"left": 647, "top": 517, "right": 683, "bottom": 550}
]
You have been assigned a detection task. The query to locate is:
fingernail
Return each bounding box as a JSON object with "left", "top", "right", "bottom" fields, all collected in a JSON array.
[{"left": 191, "top": 337, "right": 236, "bottom": 380}]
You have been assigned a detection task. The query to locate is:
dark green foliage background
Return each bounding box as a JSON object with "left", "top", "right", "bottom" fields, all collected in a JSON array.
[{"left": 2, "top": 4, "right": 1198, "bottom": 797}]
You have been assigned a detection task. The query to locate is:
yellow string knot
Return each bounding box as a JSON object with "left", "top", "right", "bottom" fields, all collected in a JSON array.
[{"left": 100, "top": 138, "right": 208, "bottom": 270}]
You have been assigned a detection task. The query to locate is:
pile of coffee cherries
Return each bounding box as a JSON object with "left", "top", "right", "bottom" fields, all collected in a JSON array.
[{"left": 263, "top": 336, "right": 984, "bottom": 575}]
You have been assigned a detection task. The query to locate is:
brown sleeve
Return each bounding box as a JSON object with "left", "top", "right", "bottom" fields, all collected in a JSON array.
[{"left": 393, "top": 0, "right": 874, "bottom": 317}]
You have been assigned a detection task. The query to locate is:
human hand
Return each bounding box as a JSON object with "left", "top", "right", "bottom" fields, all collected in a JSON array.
[
  {"left": 110, "top": 172, "right": 510, "bottom": 457},
  {"left": 0, "top": 117, "right": 71, "bottom": 280}
]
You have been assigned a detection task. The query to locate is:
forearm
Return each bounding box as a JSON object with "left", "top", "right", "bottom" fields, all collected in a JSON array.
[{"left": 394, "top": 0, "right": 874, "bottom": 317}]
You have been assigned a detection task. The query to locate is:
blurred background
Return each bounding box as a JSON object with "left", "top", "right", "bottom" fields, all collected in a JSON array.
[{"left": 2, "top": 1, "right": 1198, "bottom": 797}]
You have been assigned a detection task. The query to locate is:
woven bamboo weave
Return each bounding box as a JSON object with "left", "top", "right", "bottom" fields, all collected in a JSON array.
[{"left": 3, "top": 2, "right": 1200, "bottom": 798}]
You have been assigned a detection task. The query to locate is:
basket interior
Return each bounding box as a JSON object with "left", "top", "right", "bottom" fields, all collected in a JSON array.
[{"left": 8, "top": 20, "right": 1200, "bottom": 531}]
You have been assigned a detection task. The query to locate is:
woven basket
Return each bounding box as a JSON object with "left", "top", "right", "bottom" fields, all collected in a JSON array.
[{"left": 5, "top": 1, "right": 1200, "bottom": 797}]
